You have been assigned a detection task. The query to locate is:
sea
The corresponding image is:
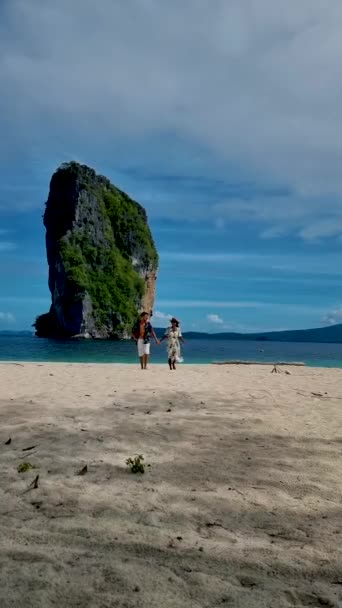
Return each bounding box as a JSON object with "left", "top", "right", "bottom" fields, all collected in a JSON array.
[{"left": 1, "top": 335, "right": 342, "bottom": 367}]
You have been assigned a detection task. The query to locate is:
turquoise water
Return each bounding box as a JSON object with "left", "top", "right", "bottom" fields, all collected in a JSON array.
[{"left": 1, "top": 335, "right": 342, "bottom": 367}]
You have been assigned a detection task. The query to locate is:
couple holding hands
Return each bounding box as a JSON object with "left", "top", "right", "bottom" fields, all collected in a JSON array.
[{"left": 132, "top": 312, "right": 184, "bottom": 370}]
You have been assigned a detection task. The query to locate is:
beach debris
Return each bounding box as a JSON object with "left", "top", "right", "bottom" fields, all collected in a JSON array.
[
  {"left": 126, "top": 454, "right": 145, "bottom": 474},
  {"left": 296, "top": 390, "right": 336, "bottom": 400},
  {"left": 212, "top": 360, "right": 305, "bottom": 366},
  {"left": 30, "top": 475, "right": 40, "bottom": 489},
  {"left": 271, "top": 365, "right": 291, "bottom": 374},
  {"left": 17, "top": 462, "right": 36, "bottom": 473},
  {"left": 22, "top": 445, "right": 36, "bottom": 452},
  {"left": 228, "top": 487, "right": 244, "bottom": 496},
  {"left": 77, "top": 465, "right": 88, "bottom": 476},
  {"left": 238, "top": 576, "right": 257, "bottom": 588},
  {"left": 22, "top": 474, "right": 40, "bottom": 494},
  {"left": 205, "top": 521, "right": 224, "bottom": 529},
  {"left": 31, "top": 500, "right": 42, "bottom": 509},
  {"left": 5, "top": 438, "right": 11, "bottom": 445}
]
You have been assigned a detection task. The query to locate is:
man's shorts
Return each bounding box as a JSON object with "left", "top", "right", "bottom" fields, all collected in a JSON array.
[{"left": 137, "top": 339, "right": 150, "bottom": 357}]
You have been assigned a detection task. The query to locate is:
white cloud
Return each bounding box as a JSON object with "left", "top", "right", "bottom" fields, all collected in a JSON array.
[
  {"left": 1, "top": 0, "right": 342, "bottom": 238},
  {"left": 299, "top": 219, "right": 342, "bottom": 241},
  {"left": 207, "top": 314, "right": 224, "bottom": 324},
  {"left": 0, "top": 242, "right": 16, "bottom": 252},
  {"left": 160, "top": 250, "right": 342, "bottom": 276},
  {"left": 159, "top": 252, "right": 249, "bottom": 263},
  {"left": 157, "top": 299, "right": 326, "bottom": 314},
  {"left": 159, "top": 299, "right": 262, "bottom": 309},
  {"left": 152, "top": 310, "right": 171, "bottom": 321},
  {"left": 212, "top": 196, "right": 342, "bottom": 240},
  {"left": 0, "top": 312, "right": 15, "bottom": 322},
  {"left": 259, "top": 226, "right": 288, "bottom": 240},
  {"left": 322, "top": 307, "right": 342, "bottom": 325}
]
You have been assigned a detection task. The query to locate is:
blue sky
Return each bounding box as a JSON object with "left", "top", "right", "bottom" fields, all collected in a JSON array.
[{"left": 1, "top": 0, "right": 342, "bottom": 333}]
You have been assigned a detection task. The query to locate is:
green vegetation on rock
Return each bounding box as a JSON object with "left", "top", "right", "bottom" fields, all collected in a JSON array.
[{"left": 59, "top": 229, "right": 145, "bottom": 330}]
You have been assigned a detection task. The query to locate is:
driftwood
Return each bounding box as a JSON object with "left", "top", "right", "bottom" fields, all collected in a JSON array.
[
  {"left": 77, "top": 465, "right": 88, "bottom": 476},
  {"left": 23, "top": 475, "right": 40, "bottom": 493},
  {"left": 212, "top": 361, "right": 305, "bottom": 367}
]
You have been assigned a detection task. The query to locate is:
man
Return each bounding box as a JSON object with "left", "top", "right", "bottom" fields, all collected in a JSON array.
[{"left": 131, "top": 312, "right": 159, "bottom": 369}]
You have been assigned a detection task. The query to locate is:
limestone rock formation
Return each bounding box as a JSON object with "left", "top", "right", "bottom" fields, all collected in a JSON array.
[{"left": 34, "top": 162, "right": 158, "bottom": 338}]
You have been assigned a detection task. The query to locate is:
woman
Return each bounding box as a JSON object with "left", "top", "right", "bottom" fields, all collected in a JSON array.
[{"left": 160, "top": 318, "right": 185, "bottom": 370}]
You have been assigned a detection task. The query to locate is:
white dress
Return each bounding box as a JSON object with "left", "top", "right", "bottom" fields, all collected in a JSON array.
[{"left": 164, "top": 327, "right": 181, "bottom": 360}]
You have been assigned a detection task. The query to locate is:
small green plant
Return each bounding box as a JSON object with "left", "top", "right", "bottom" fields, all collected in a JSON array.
[
  {"left": 17, "top": 462, "right": 36, "bottom": 473},
  {"left": 126, "top": 454, "right": 145, "bottom": 474}
]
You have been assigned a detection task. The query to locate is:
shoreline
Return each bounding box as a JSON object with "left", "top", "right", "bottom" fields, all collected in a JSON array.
[{"left": 1, "top": 359, "right": 342, "bottom": 370}]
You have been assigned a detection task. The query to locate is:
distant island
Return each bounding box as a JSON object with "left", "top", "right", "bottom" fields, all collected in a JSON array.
[
  {"left": 33, "top": 162, "right": 158, "bottom": 339},
  {"left": 0, "top": 331, "right": 33, "bottom": 337},
  {"left": 155, "top": 323, "right": 342, "bottom": 344},
  {"left": 1, "top": 324, "right": 342, "bottom": 343}
]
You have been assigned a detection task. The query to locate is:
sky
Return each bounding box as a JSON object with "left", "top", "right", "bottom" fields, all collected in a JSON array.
[{"left": 1, "top": 0, "right": 342, "bottom": 333}]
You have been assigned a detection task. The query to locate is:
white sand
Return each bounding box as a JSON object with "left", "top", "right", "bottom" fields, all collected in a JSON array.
[{"left": 0, "top": 362, "right": 342, "bottom": 608}]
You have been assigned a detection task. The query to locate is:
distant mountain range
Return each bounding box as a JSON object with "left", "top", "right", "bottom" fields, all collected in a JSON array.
[
  {"left": 0, "top": 331, "right": 33, "bottom": 336},
  {"left": 155, "top": 323, "right": 342, "bottom": 344},
  {"left": 1, "top": 324, "right": 342, "bottom": 343}
]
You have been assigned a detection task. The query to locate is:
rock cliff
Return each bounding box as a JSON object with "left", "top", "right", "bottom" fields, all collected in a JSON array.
[{"left": 34, "top": 162, "right": 158, "bottom": 338}]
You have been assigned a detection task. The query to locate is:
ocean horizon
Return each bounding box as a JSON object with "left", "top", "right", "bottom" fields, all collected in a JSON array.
[{"left": 1, "top": 335, "right": 342, "bottom": 368}]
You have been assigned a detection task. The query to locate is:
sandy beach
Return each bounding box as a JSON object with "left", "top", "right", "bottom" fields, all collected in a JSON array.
[{"left": 0, "top": 362, "right": 341, "bottom": 608}]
